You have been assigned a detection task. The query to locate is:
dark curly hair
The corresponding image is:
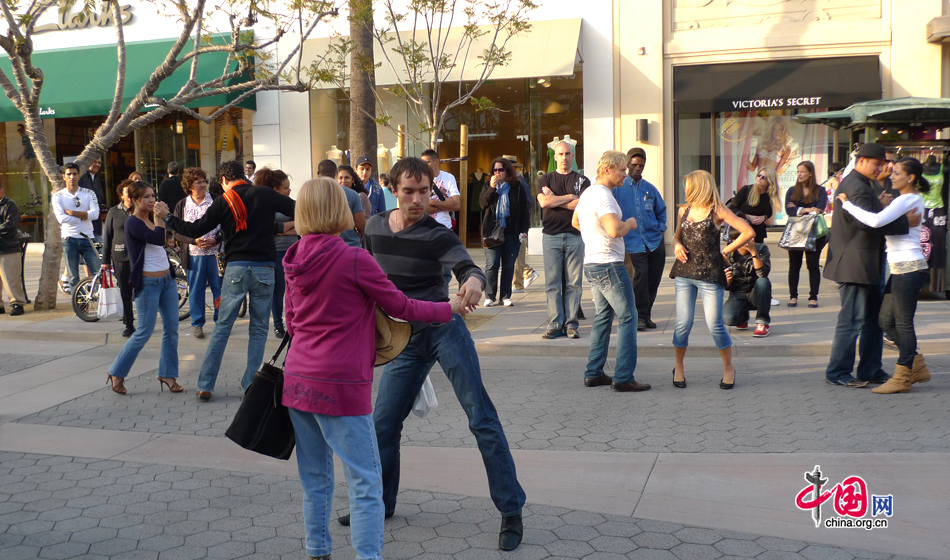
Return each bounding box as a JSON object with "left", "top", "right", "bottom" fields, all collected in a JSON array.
[
  {"left": 253, "top": 167, "right": 289, "bottom": 190},
  {"left": 181, "top": 167, "right": 209, "bottom": 194},
  {"left": 218, "top": 160, "right": 244, "bottom": 182},
  {"left": 337, "top": 165, "right": 366, "bottom": 195}
]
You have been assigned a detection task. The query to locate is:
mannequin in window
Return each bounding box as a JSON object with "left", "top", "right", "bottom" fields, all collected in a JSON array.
[
  {"left": 377, "top": 143, "right": 391, "bottom": 174},
  {"left": 920, "top": 153, "right": 947, "bottom": 293},
  {"left": 469, "top": 168, "right": 486, "bottom": 213},
  {"left": 327, "top": 145, "right": 344, "bottom": 166},
  {"left": 216, "top": 111, "right": 241, "bottom": 164}
]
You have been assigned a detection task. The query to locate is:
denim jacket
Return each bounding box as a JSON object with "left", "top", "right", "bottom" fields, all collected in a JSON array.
[{"left": 612, "top": 176, "right": 667, "bottom": 253}]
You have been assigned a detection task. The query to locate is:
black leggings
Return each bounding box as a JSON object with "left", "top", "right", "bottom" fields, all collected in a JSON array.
[{"left": 787, "top": 236, "right": 827, "bottom": 301}]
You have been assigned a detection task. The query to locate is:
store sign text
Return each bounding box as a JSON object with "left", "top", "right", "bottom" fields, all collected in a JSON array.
[
  {"left": 40, "top": 107, "right": 56, "bottom": 116},
  {"left": 34, "top": 5, "right": 133, "bottom": 34},
  {"left": 731, "top": 97, "right": 823, "bottom": 110}
]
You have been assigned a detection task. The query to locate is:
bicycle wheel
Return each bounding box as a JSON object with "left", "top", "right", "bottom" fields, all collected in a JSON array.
[{"left": 72, "top": 276, "right": 101, "bottom": 322}]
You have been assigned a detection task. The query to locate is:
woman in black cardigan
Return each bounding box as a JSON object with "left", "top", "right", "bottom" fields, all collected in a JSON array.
[
  {"left": 479, "top": 157, "right": 532, "bottom": 307},
  {"left": 102, "top": 179, "right": 135, "bottom": 337}
]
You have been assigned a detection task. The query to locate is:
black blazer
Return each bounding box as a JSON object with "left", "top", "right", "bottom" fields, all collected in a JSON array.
[
  {"left": 824, "top": 170, "right": 908, "bottom": 285},
  {"left": 479, "top": 178, "right": 531, "bottom": 240}
]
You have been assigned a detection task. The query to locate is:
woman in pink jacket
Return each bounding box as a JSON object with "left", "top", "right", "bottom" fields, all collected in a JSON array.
[{"left": 283, "top": 177, "right": 461, "bottom": 560}]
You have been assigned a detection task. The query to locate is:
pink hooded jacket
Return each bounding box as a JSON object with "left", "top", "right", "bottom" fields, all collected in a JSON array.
[{"left": 281, "top": 234, "right": 451, "bottom": 416}]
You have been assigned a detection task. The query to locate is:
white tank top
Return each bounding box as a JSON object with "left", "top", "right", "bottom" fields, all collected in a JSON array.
[{"left": 143, "top": 244, "right": 168, "bottom": 272}]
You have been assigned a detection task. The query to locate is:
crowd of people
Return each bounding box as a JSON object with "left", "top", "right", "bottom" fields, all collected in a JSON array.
[{"left": 0, "top": 138, "right": 936, "bottom": 560}]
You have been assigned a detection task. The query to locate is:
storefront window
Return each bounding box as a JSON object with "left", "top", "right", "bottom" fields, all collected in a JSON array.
[
  {"left": 309, "top": 72, "right": 584, "bottom": 245},
  {"left": 677, "top": 109, "right": 845, "bottom": 225},
  {"left": 2, "top": 121, "right": 55, "bottom": 241}
]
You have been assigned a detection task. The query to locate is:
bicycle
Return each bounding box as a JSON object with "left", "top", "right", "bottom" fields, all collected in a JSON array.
[{"left": 72, "top": 246, "right": 190, "bottom": 322}]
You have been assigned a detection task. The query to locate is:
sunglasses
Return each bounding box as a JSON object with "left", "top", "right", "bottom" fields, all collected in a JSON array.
[
  {"left": 493, "top": 168, "right": 505, "bottom": 173},
  {"left": 756, "top": 173, "right": 767, "bottom": 179},
  {"left": 73, "top": 196, "right": 81, "bottom": 208}
]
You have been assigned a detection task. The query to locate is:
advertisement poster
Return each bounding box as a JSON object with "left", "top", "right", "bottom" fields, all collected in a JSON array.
[
  {"left": 718, "top": 110, "right": 829, "bottom": 225},
  {"left": 214, "top": 108, "right": 244, "bottom": 168}
]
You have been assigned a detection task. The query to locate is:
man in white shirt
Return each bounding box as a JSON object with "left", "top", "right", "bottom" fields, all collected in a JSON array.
[
  {"left": 52, "top": 162, "right": 101, "bottom": 291},
  {"left": 572, "top": 151, "right": 650, "bottom": 393},
  {"left": 421, "top": 149, "right": 461, "bottom": 285},
  {"left": 420, "top": 149, "right": 460, "bottom": 229}
]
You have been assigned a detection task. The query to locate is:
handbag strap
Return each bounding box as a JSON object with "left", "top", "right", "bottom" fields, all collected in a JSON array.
[{"left": 268, "top": 333, "right": 292, "bottom": 365}]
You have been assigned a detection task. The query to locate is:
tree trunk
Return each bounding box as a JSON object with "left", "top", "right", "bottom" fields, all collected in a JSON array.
[
  {"left": 348, "top": 0, "right": 376, "bottom": 174},
  {"left": 23, "top": 114, "right": 65, "bottom": 311}
]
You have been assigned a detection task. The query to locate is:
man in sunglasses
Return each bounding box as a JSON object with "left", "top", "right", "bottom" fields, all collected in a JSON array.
[{"left": 52, "top": 162, "right": 101, "bottom": 292}]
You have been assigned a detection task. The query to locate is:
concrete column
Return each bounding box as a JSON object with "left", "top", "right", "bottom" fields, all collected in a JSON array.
[{"left": 582, "top": 0, "right": 616, "bottom": 172}]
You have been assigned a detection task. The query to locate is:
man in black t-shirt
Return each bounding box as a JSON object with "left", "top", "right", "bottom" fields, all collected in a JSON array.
[
  {"left": 158, "top": 162, "right": 186, "bottom": 210},
  {"left": 537, "top": 141, "right": 590, "bottom": 339}
]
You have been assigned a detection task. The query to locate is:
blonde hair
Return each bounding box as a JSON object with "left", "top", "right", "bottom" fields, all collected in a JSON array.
[
  {"left": 761, "top": 116, "right": 790, "bottom": 152},
  {"left": 596, "top": 150, "right": 628, "bottom": 181},
  {"left": 295, "top": 177, "right": 355, "bottom": 236},
  {"left": 748, "top": 166, "right": 779, "bottom": 207},
  {"left": 684, "top": 170, "right": 723, "bottom": 210}
]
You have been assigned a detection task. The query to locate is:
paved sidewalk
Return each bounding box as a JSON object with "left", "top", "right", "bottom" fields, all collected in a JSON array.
[{"left": 2, "top": 246, "right": 948, "bottom": 560}]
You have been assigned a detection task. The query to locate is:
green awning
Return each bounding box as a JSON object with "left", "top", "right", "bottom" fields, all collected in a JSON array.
[
  {"left": 793, "top": 97, "right": 950, "bottom": 129},
  {"left": 0, "top": 36, "right": 255, "bottom": 122}
]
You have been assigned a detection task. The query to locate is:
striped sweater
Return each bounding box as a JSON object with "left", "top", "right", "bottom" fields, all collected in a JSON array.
[{"left": 365, "top": 210, "right": 486, "bottom": 303}]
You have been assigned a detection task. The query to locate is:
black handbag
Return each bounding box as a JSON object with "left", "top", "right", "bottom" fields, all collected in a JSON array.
[
  {"left": 225, "top": 334, "right": 296, "bottom": 460},
  {"left": 483, "top": 221, "right": 505, "bottom": 248}
]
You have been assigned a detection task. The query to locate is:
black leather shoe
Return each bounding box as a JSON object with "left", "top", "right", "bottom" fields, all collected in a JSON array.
[
  {"left": 637, "top": 319, "right": 647, "bottom": 331},
  {"left": 584, "top": 374, "right": 613, "bottom": 387},
  {"left": 499, "top": 513, "right": 523, "bottom": 551},
  {"left": 644, "top": 318, "right": 657, "bottom": 329},
  {"left": 122, "top": 327, "right": 135, "bottom": 338},
  {"left": 338, "top": 511, "right": 394, "bottom": 526},
  {"left": 612, "top": 380, "right": 651, "bottom": 392},
  {"left": 9, "top": 304, "right": 24, "bottom": 316},
  {"left": 275, "top": 323, "right": 286, "bottom": 339},
  {"left": 672, "top": 368, "right": 686, "bottom": 389}
]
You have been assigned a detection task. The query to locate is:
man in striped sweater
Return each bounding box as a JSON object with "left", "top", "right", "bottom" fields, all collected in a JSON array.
[{"left": 345, "top": 157, "right": 526, "bottom": 551}]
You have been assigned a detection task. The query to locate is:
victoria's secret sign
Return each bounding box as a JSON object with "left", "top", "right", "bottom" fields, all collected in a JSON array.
[
  {"left": 34, "top": 5, "right": 133, "bottom": 34},
  {"left": 731, "top": 97, "right": 823, "bottom": 110}
]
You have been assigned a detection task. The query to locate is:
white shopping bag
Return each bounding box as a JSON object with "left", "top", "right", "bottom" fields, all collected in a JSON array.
[
  {"left": 97, "top": 271, "right": 124, "bottom": 321},
  {"left": 411, "top": 375, "right": 438, "bottom": 418}
]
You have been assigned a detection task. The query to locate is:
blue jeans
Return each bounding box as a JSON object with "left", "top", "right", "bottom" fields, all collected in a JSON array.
[
  {"left": 584, "top": 262, "right": 638, "bottom": 383},
  {"left": 63, "top": 236, "right": 101, "bottom": 290},
  {"left": 187, "top": 255, "right": 221, "bottom": 327},
  {"left": 826, "top": 282, "right": 887, "bottom": 384},
  {"left": 373, "top": 314, "right": 525, "bottom": 516},
  {"left": 484, "top": 234, "right": 521, "bottom": 301},
  {"left": 196, "top": 265, "right": 274, "bottom": 393},
  {"left": 673, "top": 277, "right": 732, "bottom": 350},
  {"left": 542, "top": 232, "right": 584, "bottom": 331},
  {"left": 724, "top": 277, "right": 772, "bottom": 326},
  {"left": 108, "top": 274, "right": 179, "bottom": 379},
  {"left": 272, "top": 251, "right": 287, "bottom": 326},
  {"left": 882, "top": 271, "right": 929, "bottom": 367},
  {"left": 289, "top": 409, "right": 383, "bottom": 560}
]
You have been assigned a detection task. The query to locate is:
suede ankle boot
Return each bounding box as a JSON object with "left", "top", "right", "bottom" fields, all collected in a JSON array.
[
  {"left": 872, "top": 364, "right": 912, "bottom": 394},
  {"left": 911, "top": 354, "right": 930, "bottom": 384}
]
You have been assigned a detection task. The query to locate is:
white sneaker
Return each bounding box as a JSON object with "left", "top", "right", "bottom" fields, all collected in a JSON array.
[
  {"left": 525, "top": 271, "right": 540, "bottom": 288},
  {"left": 502, "top": 298, "right": 513, "bottom": 307},
  {"left": 483, "top": 299, "right": 496, "bottom": 307},
  {"left": 771, "top": 298, "right": 780, "bottom": 306},
  {"left": 512, "top": 287, "right": 524, "bottom": 293}
]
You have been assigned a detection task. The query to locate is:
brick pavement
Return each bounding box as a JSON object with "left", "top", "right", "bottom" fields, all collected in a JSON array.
[
  {"left": 0, "top": 452, "right": 924, "bottom": 560},
  {"left": 16, "top": 355, "right": 950, "bottom": 454}
]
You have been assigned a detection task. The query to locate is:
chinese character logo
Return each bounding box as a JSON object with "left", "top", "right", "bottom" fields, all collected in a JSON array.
[{"left": 794, "top": 465, "right": 892, "bottom": 530}]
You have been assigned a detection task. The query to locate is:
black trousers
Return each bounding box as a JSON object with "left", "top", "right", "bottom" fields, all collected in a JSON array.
[
  {"left": 623, "top": 243, "right": 666, "bottom": 321},
  {"left": 787, "top": 235, "right": 827, "bottom": 301},
  {"left": 112, "top": 260, "right": 135, "bottom": 329}
]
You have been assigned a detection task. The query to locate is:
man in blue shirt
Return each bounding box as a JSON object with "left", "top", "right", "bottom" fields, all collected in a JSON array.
[
  {"left": 612, "top": 147, "right": 667, "bottom": 331},
  {"left": 356, "top": 155, "right": 387, "bottom": 216}
]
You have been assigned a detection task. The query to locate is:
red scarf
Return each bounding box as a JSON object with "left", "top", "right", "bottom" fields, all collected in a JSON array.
[{"left": 223, "top": 181, "right": 248, "bottom": 232}]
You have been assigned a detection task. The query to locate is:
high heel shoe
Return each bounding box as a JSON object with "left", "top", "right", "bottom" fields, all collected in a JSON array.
[
  {"left": 158, "top": 377, "right": 184, "bottom": 393},
  {"left": 672, "top": 368, "right": 686, "bottom": 389},
  {"left": 720, "top": 367, "right": 736, "bottom": 390},
  {"left": 106, "top": 373, "right": 127, "bottom": 395}
]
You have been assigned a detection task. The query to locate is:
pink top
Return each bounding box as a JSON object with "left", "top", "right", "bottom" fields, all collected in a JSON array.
[{"left": 281, "top": 234, "right": 452, "bottom": 416}]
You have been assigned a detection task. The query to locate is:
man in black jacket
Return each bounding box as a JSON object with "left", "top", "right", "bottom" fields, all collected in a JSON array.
[
  {"left": 723, "top": 229, "right": 771, "bottom": 338},
  {"left": 824, "top": 143, "right": 920, "bottom": 387},
  {"left": 154, "top": 160, "right": 295, "bottom": 401},
  {"left": 158, "top": 162, "right": 186, "bottom": 210},
  {"left": 78, "top": 157, "right": 108, "bottom": 243},
  {"left": 0, "top": 182, "right": 27, "bottom": 316}
]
